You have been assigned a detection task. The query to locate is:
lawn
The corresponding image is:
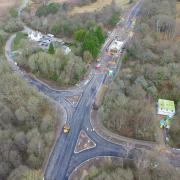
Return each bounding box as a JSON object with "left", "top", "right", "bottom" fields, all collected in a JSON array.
[{"left": 13, "top": 32, "right": 27, "bottom": 51}]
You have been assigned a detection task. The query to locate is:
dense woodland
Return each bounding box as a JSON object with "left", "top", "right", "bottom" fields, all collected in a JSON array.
[
  {"left": 0, "top": 57, "right": 64, "bottom": 180},
  {"left": 84, "top": 151, "right": 180, "bottom": 180},
  {"left": 101, "top": 0, "right": 180, "bottom": 144},
  {"left": 15, "top": 38, "right": 87, "bottom": 86},
  {"left": 0, "top": 6, "right": 64, "bottom": 180}
]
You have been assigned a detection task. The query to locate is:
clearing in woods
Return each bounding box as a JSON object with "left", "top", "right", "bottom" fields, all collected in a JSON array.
[
  {"left": 0, "top": 0, "right": 19, "bottom": 20},
  {"left": 176, "top": 2, "right": 180, "bottom": 41},
  {"left": 69, "top": 0, "right": 130, "bottom": 16},
  {"left": 176, "top": 2, "right": 180, "bottom": 17}
]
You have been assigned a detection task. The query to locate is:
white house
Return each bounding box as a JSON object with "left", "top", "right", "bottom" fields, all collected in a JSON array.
[
  {"left": 27, "top": 31, "right": 72, "bottom": 55},
  {"left": 28, "top": 31, "right": 43, "bottom": 42},
  {"left": 157, "top": 99, "right": 175, "bottom": 117},
  {"left": 108, "top": 40, "right": 124, "bottom": 55}
]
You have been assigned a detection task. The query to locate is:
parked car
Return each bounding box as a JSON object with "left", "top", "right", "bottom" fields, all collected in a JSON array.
[
  {"left": 47, "top": 34, "right": 54, "bottom": 38},
  {"left": 40, "top": 42, "right": 48, "bottom": 47},
  {"left": 95, "top": 63, "right": 101, "bottom": 69}
]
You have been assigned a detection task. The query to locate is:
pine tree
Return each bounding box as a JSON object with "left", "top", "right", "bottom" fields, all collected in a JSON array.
[
  {"left": 95, "top": 26, "right": 105, "bottom": 44},
  {"left": 48, "top": 43, "right": 55, "bottom": 54}
]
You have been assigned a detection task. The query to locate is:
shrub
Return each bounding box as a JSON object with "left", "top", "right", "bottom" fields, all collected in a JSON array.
[
  {"left": 48, "top": 43, "right": 55, "bottom": 54},
  {"left": 4, "top": 19, "right": 23, "bottom": 33},
  {"left": 13, "top": 32, "right": 26, "bottom": 50},
  {"left": 9, "top": 8, "right": 18, "bottom": 18},
  {"left": 36, "top": 3, "right": 60, "bottom": 17},
  {"left": 51, "top": 24, "right": 62, "bottom": 35},
  {"left": 108, "top": 11, "right": 120, "bottom": 26}
]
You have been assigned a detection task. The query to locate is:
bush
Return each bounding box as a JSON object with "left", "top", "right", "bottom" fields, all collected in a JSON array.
[
  {"left": 108, "top": 11, "right": 120, "bottom": 26},
  {"left": 9, "top": 8, "right": 18, "bottom": 18},
  {"left": 13, "top": 32, "right": 26, "bottom": 51},
  {"left": 48, "top": 43, "right": 55, "bottom": 54},
  {"left": 36, "top": 3, "right": 61, "bottom": 17},
  {"left": 51, "top": 24, "right": 62, "bottom": 35},
  {"left": 16, "top": 49, "right": 87, "bottom": 86},
  {"left": 0, "top": 30, "right": 8, "bottom": 52},
  {"left": 0, "top": 62, "right": 62, "bottom": 179},
  {"left": 4, "top": 19, "right": 23, "bottom": 33}
]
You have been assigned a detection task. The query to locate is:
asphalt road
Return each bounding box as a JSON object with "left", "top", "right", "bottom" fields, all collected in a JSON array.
[
  {"left": 44, "top": 1, "right": 146, "bottom": 179},
  {"left": 44, "top": 72, "right": 136, "bottom": 180}
]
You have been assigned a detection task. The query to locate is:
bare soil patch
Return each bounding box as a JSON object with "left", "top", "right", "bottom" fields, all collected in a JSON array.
[
  {"left": 69, "top": 0, "right": 129, "bottom": 16},
  {"left": 0, "top": 0, "right": 18, "bottom": 20}
]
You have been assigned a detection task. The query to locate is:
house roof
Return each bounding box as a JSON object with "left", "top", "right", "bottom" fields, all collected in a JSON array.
[{"left": 158, "top": 99, "right": 175, "bottom": 112}]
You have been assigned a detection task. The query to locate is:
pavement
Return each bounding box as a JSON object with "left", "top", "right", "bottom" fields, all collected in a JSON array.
[{"left": 4, "top": 0, "right": 180, "bottom": 180}]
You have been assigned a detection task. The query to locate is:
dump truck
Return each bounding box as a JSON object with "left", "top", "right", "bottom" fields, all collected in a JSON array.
[
  {"left": 63, "top": 122, "right": 70, "bottom": 134},
  {"left": 93, "top": 84, "right": 108, "bottom": 110}
]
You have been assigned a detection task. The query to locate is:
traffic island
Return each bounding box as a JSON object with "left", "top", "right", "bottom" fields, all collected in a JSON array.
[
  {"left": 74, "top": 130, "right": 96, "bottom": 153},
  {"left": 66, "top": 95, "right": 81, "bottom": 106}
]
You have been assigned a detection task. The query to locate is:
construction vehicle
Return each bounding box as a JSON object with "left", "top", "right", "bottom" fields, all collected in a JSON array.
[
  {"left": 93, "top": 84, "right": 108, "bottom": 110},
  {"left": 108, "top": 40, "right": 124, "bottom": 56},
  {"left": 108, "top": 61, "right": 116, "bottom": 65},
  {"left": 63, "top": 122, "right": 70, "bottom": 134},
  {"left": 97, "top": 58, "right": 101, "bottom": 62}
]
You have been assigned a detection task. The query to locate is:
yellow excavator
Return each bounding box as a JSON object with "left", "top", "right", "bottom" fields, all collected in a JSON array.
[{"left": 63, "top": 122, "right": 70, "bottom": 134}]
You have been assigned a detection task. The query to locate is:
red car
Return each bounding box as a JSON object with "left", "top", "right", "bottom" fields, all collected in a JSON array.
[{"left": 95, "top": 64, "right": 101, "bottom": 69}]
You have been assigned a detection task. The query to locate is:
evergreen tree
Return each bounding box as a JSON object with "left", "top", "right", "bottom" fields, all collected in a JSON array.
[
  {"left": 82, "top": 31, "right": 100, "bottom": 58},
  {"left": 48, "top": 43, "right": 55, "bottom": 54},
  {"left": 94, "top": 26, "right": 105, "bottom": 44},
  {"left": 74, "top": 28, "right": 87, "bottom": 42}
]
